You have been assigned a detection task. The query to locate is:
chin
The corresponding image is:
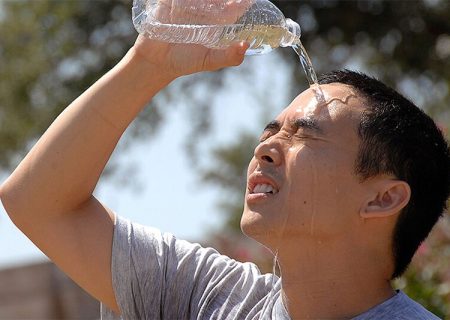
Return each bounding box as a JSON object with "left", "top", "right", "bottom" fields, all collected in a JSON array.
[
  {"left": 240, "top": 208, "right": 275, "bottom": 250},
  {"left": 241, "top": 208, "right": 261, "bottom": 236}
]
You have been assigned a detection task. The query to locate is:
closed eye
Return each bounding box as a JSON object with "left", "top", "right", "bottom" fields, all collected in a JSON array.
[
  {"left": 294, "top": 133, "right": 310, "bottom": 139},
  {"left": 294, "top": 128, "right": 314, "bottom": 139},
  {"left": 294, "top": 130, "right": 326, "bottom": 142}
]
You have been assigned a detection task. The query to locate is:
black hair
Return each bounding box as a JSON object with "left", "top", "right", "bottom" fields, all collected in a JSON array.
[{"left": 318, "top": 70, "right": 450, "bottom": 279}]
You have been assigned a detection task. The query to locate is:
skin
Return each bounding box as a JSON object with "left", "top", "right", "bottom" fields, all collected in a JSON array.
[
  {"left": 0, "top": 36, "right": 248, "bottom": 314},
  {"left": 243, "top": 85, "right": 365, "bottom": 245},
  {"left": 0, "top": 35, "right": 411, "bottom": 319},
  {"left": 243, "top": 84, "right": 411, "bottom": 319}
]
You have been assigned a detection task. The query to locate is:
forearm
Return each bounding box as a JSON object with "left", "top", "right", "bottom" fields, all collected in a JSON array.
[{"left": 1, "top": 47, "right": 172, "bottom": 221}]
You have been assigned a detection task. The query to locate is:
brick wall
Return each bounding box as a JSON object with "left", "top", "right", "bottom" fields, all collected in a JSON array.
[{"left": 0, "top": 261, "right": 99, "bottom": 319}]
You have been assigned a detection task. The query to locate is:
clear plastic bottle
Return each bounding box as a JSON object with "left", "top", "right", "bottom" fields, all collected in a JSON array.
[{"left": 132, "top": 0, "right": 301, "bottom": 55}]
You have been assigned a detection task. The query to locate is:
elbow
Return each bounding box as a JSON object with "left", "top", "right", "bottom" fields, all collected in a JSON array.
[{"left": 0, "top": 180, "right": 29, "bottom": 226}]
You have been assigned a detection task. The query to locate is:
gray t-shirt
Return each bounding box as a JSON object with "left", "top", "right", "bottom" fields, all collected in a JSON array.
[{"left": 101, "top": 216, "right": 440, "bottom": 320}]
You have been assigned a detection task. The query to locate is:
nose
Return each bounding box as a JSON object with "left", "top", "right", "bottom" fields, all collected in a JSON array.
[{"left": 254, "top": 140, "right": 283, "bottom": 167}]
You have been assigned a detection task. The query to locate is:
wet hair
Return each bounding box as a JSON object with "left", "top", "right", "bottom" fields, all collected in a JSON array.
[{"left": 318, "top": 70, "right": 450, "bottom": 279}]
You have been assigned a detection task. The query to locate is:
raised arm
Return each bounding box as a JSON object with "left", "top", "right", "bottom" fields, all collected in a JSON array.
[{"left": 0, "top": 36, "right": 247, "bottom": 313}]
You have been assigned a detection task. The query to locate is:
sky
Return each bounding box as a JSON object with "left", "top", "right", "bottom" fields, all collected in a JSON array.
[{"left": 0, "top": 50, "right": 294, "bottom": 269}]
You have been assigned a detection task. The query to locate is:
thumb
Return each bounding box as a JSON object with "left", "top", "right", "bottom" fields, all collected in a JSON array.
[{"left": 204, "top": 41, "right": 249, "bottom": 71}]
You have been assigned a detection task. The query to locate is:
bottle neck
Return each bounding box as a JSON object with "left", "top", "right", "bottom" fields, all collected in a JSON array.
[{"left": 281, "top": 18, "right": 301, "bottom": 47}]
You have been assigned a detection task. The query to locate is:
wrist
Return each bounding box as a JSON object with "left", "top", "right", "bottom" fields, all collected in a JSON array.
[
  {"left": 128, "top": 36, "right": 181, "bottom": 82},
  {"left": 120, "top": 44, "right": 176, "bottom": 92}
]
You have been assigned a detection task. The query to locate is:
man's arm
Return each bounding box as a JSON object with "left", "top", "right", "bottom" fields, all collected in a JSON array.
[{"left": 0, "top": 37, "right": 247, "bottom": 314}]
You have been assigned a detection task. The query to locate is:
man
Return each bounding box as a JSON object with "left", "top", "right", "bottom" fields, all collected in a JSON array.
[{"left": 1, "top": 32, "right": 449, "bottom": 319}]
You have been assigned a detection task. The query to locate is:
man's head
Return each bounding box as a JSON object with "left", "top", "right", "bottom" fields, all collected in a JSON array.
[
  {"left": 242, "top": 70, "right": 450, "bottom": 279},
  {"left": 319, "top": 70, "right": 450, "bottom": 278}
]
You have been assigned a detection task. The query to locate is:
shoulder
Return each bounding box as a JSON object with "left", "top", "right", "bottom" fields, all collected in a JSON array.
[
  {"left": 112, "top": 215, "right": 242, "bottom": 269},
  {"left": 107, "top": 216, "right": 279, "bottom": 319},
  {"left": 353, "top": 290, "right": 441, "bottom": 320},
  {"left": 113, "top": 215, "right": 264, "bottom": 274},
  {"left": 111, "top": 215, "right": 279, "bottom": 293}
]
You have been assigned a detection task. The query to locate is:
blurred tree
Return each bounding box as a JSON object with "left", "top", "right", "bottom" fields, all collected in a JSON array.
[
  {"left": 200, "top": 131, "right": 257, "bottom": 230},
  {"left": 392, "top": 217, "right": 450, "bottom": 318},
  {"left": 0, "top": 0, "right": 232, "bottom": 171},
  {"left": 1, "top": 0, "right": 449, "bottom": 317},
  {"left": 278, "top": 0, "right": 450, "bottom": 111},
  {"left": 0, "top": 0, "right": 142, "bottom": 169},
  {"left": 1, "top": 0, "right": 449, "bottom": 169}
]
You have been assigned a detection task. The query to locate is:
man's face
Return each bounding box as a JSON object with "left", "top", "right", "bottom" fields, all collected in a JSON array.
[{"left": 242, "top": 83, "right": 369, "bottom": 250}]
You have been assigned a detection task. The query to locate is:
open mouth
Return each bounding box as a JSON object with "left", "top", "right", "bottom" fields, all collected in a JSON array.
[{"left": 250, "top": 183, "right": 279, "bottom": 195}]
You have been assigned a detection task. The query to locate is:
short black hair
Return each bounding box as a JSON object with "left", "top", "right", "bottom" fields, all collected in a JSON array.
[{"left": 318, "top": 70, "right": 450, "bottom": 279}]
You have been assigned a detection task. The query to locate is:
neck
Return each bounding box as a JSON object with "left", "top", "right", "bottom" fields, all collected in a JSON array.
[{"left": 277, "top": 237, "right": 395, "bottom": 319}]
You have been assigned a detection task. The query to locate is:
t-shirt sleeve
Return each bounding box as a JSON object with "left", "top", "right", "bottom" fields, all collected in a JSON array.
[{"left": 104, "top": 215, "right": 261, "bottom": 320}]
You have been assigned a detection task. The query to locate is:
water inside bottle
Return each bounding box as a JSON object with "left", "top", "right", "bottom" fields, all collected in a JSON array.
[
  {"left": 219, "top": 24, "right": 291, "bottom": 55},
  {"left": 292, "top": 42, "right": 326, "bottom": 104},
  {"left": 136, "top": 22, "right": 294, "bottom": 55}
]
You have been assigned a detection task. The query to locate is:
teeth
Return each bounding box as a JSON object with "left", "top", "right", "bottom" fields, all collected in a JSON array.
[{"left": 252, "top": 183, "right": 277, "bottom": 194}]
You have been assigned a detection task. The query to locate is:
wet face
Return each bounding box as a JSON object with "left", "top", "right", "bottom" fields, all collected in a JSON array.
[{"left": 242, "top": 83, "right": 369, "bottom": 250}]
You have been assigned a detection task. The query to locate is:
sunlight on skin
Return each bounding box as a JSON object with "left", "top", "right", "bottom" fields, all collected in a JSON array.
[{"left": 248, "top": 84, "right": 365, "bottom": 253}]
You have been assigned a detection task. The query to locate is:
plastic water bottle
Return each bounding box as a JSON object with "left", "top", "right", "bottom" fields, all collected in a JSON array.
[{"left": 132, "top": 0, "right": 301, "bottom": 55}]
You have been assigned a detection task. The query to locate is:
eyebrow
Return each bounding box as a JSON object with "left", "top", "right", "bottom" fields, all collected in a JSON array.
[
  {"left": 262, "top": 117, "right": 323, "bottom": 135},
  {"left": 263, "top": 120, "right": 281, "bottom": 132}
]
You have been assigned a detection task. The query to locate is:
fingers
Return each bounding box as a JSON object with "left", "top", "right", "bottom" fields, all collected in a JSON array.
[
  {"left": 204, "top": 41, "right": 249, "bottom": 71},
  {"left": 231, "top": 41, "right": 250, "bottom": 64}
]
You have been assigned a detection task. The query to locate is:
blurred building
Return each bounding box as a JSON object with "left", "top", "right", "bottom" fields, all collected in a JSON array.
[{"left": 0, "top": 261, "right": 99, "bottom": 319}]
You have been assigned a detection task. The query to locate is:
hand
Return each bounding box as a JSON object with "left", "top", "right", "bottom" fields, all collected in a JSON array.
[
  {"left": 131, "top": 0, "right": 252, "bottom": 80},
  {"left": 131, "top": 35, "right": 249, "bottom": 81}
]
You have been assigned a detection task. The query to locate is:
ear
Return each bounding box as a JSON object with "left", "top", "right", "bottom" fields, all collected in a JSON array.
[{"left": 360, "top": 180, "right": 411, "bottom": 219}]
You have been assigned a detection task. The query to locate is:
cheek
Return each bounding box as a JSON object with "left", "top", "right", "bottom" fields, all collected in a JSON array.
[
  {"left": 285, "top": 149, "right": 346, "bottom": 229},
  {"left": 247, "top": 157, "right": 257, "bottom": 177},
  {"left": 279, "top": 157, "right": 317, "bottom": 237},
  {"left": 283, "top": 148, "right": 317, "bottom": 212}
]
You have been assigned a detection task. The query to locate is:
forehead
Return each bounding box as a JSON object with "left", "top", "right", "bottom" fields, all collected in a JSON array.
[{"left": 276, "top": 83, "right": 365, "bottom": 132}]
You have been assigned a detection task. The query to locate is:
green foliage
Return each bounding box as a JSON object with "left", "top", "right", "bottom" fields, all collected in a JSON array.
[
  {"left": 393, "top": 217, "right": 450, "bottom": 318},
  {"left": 201, "top": 132, "right": 256, "bottom": 229},
  {"left": 276, "top": 0, "right": 450, "bottom": 115},
  {"left": 1, "top": 0, "right": 450, "bottom": 315},
  {"left": 0, "top": 0, "right": 235, "bottom": 171},
  {"left": 0, "top": 0, "right": 164, "bottom": 169},
  {"left": 3, "top": 0, "right": 449, "bottom": 170}
]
